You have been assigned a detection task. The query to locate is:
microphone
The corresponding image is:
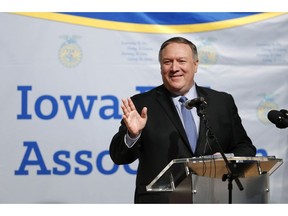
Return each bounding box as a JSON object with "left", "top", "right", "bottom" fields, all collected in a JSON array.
[
  {"left": 267, "top": 110, "right": 288, "bottom": 129},
  {"left": 280, "top": 109, "right": 288, "bottom": 119},
  {"left": 184, "top": 97, "right": 206, "bottom": 109}
]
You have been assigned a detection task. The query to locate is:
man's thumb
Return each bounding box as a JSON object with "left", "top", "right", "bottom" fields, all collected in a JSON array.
[{"left": 141, "top": 107, "right": 148, "bottom": 119}]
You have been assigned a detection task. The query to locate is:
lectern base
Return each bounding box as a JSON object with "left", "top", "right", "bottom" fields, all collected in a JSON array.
[{"left": 170, "top": 172, "right": 269, "bottom": 203}]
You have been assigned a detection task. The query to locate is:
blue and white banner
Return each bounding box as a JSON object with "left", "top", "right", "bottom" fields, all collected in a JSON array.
[{"left": 0, "top": 12, "right": 287, "bottom": 203}]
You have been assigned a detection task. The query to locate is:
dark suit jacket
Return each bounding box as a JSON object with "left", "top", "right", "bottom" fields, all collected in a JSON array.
[{"left": 109, "top": 84, "right": 256, "bottom": 203}]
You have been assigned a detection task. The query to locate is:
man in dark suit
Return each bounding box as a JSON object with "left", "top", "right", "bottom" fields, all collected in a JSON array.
[{"left": 109, "top": 37, "right": 256, "bottom": 203}]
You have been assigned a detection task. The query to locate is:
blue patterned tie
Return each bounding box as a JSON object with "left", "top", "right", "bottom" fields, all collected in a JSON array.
[{"left": 179, "top": 96, "right": 197, "bottom": 152}]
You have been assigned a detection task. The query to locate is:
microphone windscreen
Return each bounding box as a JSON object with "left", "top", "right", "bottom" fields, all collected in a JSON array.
[
  {"left": 267, "top": 110, "right": 288, "bottom": 128},
  {"left": 280, "top": 109, "right": 288, "bottom": 118},
  {"left": 267, "top": 110, "right": 282, "bottom": 124}
]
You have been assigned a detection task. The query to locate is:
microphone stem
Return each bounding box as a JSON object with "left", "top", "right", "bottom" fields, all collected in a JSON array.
[{"left": 196, "top": 103, "right": 244, "bottom": 203}]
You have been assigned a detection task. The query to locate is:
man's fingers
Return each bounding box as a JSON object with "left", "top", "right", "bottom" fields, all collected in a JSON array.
[
  {"left": 128, "top": 98, "right": 136, "bottom": 111},
  {"left": 121, "top": 98, "right": 131, "bottom": 115}
]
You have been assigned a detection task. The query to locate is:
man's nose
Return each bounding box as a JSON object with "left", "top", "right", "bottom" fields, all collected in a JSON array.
[{"left": 171, "top": 60, "right": 179, "bottom": 71}]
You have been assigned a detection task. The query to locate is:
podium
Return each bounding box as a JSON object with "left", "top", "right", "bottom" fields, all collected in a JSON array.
[{"left": 146, "top": 156, "right": 283, "bottom": 203}]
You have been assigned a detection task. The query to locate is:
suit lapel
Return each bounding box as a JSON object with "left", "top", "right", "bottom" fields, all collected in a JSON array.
[{"left": 155, "top": 86, "right": 192, "bottom": 151}]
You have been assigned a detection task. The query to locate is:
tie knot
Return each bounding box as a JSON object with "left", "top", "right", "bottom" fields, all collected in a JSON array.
[{"left": 179, "top": 96, "right": 188, "bottom": 104}]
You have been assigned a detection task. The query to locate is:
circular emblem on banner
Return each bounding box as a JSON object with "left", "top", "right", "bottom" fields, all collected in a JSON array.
[
  {"left": 198, "top": 39, "right": 218, "bottom": 66},
  {"left": 58, "top": 36, "right": 83, "bottom": 68},
  {"left": 257, "top": 96, "right": 278, "bottom": 124}
]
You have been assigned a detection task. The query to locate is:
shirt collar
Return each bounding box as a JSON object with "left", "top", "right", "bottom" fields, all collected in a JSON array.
[{"left": 172, "top": 84, "right": 198, "bottom": 105}]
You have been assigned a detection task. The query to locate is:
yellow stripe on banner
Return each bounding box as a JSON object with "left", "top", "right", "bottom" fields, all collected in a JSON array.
[{"left": 12, "top": 12, "right": 287, "bottom": 33}]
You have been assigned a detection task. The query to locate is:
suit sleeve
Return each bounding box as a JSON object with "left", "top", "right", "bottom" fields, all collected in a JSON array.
[{"left": 109, "top": 119, "right": 141, "bottom": 165}]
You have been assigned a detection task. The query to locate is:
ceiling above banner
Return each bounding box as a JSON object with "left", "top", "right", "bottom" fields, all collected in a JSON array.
[{"left": 13, "top": 12, "right": 286, "bottom": 33}]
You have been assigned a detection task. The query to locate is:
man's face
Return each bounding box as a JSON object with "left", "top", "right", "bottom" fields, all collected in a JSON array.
[{"left": 160, "top": 42, "right": 198, "bottom": 96}]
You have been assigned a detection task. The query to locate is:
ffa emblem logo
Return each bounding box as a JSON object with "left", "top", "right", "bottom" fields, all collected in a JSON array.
[
  {"left": 257, "top": 94, "right": 278, "bottom": 124},
  {"left": 198, "top": 38, "right": 218, "bottom": 67},
  {"left": 59, "top": 35, "right": 82, "bottom": 68}
]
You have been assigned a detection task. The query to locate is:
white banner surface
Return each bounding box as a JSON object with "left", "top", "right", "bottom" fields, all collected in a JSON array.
[{"left": 0, "top": 12, "right": 287, "bottom": 203}]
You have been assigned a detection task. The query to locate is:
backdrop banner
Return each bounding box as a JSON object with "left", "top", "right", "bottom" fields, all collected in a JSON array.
[{"left": 0, "top": 12, "right": 287, "bottom": 203}]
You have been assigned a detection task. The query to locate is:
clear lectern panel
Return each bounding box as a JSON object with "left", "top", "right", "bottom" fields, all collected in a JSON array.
[{"left": 146, "top": 156, "right": 283, "bottom": 192}]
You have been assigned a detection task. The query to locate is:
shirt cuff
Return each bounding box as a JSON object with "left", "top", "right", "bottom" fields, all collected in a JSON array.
[{"left": 124, "top": 132, "right": 141, "bottom": 148}]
